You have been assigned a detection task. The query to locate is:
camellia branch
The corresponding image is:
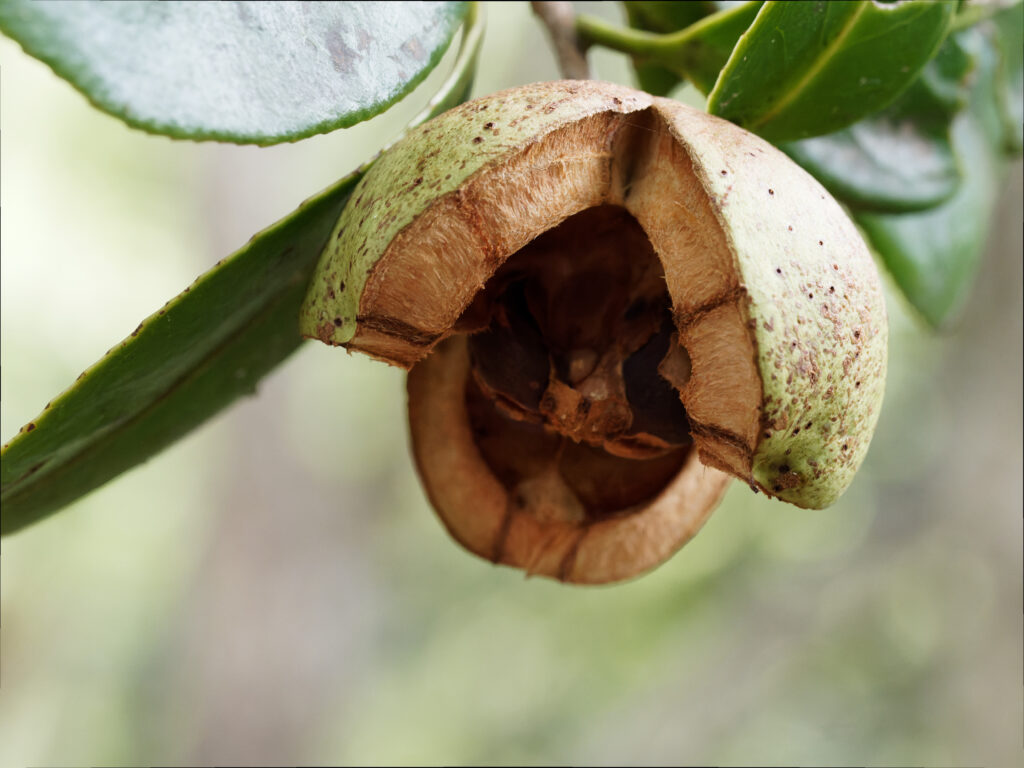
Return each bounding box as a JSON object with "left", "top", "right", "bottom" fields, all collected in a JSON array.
[{"left": 530, "top": 1, "right": 591, "bottom": 80}]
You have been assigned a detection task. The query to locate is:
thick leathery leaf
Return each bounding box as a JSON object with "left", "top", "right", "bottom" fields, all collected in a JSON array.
[
  {"left": 0, "top": 4, "right": 483, "bottom": 534},
  {"left": 0, "top": 0, "right": 467, "bottom": 144},
  {"left": 856, "top": 27, "right": 1006, "bottom": 329},
  {"left": 0, "top": 177, "right": 357, "bottom": 534},
  {"left": 709, "top": 0, "right": 955, "bottom": 142},
  {"left": 782, "top": 35, "right": 973, "bottom": 212}
]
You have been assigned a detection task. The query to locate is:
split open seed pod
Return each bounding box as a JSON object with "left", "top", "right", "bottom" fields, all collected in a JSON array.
[{"left": 299, "top": 81, "right": 887, "bottom": 585}]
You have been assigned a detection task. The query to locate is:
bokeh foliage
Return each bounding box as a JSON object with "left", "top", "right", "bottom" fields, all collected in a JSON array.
[{"left": 0, "top": 3, "right": 1020, "bottom": 765}]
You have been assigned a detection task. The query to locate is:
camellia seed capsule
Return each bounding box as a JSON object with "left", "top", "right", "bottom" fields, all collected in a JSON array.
[{"left": 299, "top": 81, "right": 887, "bottom": 585}]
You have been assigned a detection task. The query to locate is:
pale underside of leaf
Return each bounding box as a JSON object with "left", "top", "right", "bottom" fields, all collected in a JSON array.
[
  {"left": 0, "top": 4, "right": 483, "bottom": 535},
  {"left": 0, "top": 0, "right": 468, "bottom": 144}
]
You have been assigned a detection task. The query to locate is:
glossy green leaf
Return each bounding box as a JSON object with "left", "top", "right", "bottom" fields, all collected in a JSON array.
[
  {"left": 0, "top": 4, "right": 483, "bottom": 535},
  {"left": 782, "top": 34, "right": 973, "bottom": 212},
  {"left": 856, "top": 27, "right": 1006, "bottom": 329},
  {"left": 0, "top": 0, "right": 467, "bottom": 144},
  {"left": 0, "top": 177, "right": 357, "bottom": 535},
  {"left": 709, "top": 0, "right": 955, "bottom": 142},
  {"left": 582, "top": 2, "right": 761, "bottom": 95}
]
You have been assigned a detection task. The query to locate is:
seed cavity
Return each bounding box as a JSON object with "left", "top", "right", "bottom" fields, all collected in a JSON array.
[{"left": 461, "top": 205, "right": 694, "bottom": 523}]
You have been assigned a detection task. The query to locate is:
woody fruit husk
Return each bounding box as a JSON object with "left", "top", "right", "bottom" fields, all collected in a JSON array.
[{"left": 299, "top": 81, "right": 888, "bottom": 585}]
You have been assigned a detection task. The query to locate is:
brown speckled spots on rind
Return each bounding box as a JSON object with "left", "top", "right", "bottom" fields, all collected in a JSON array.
[
  {"left": 299, "top": 81, "right": 652, "bottom": 347},
  {"left": 651, "top": 97, "right": 886, "bottom": 508},
  {"left": 303, "top": 82, "right": 886, "bottom": 516}
]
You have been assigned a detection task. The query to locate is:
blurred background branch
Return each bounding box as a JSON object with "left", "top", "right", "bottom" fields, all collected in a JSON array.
[{"left": 531, "top": 1, "right": 591, "bottom": 79}]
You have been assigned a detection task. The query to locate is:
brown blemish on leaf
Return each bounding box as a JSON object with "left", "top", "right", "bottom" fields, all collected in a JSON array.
[
  {"left": 356, "top": 27, "right": 372, "bottom": 52},
  {"left": 402, "top": 36, "right": 425, "bottom": 61},
  {"left": 326, "top": 29, "right": 360, "bottom": 74}
]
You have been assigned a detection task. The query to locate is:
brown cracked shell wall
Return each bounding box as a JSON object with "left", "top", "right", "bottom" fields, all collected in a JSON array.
[{"left": 299, "top": 81, "right": 888, "bottom": 584}]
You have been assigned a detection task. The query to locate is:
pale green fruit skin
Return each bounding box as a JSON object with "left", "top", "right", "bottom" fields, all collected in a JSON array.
[
  {"left": 300, "top": 81, "right": 888, "bottom": 510},
  {"left": 298, "top": 80, "right": 651, "bottom": 345},
  {"left": 653, "top": 99, "right": 887, "bottom": 508}
]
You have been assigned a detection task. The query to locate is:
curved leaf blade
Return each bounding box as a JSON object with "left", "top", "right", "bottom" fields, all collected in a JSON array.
[
  {"left": 709, "top": 0, "right": 955, "bottom": 142},
  {"left": 0, "top": 4, "right": 483, "bottom": 535},
  {"left": 0, "top": 176, "right": 358, "bottom": 534},
  {"left": 782, "top": 34, "right": 973, "bottom": 212},
  {"left": 855, "top": 26, "right": 1007, "bottom": 329},
  {"left": 0, "top": 0, "right": 467, "bottom": 144}
]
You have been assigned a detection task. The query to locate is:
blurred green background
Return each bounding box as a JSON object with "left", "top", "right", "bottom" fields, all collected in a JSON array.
[{"left": 1, "top": 3, "right": 1021, "bottom": 765}]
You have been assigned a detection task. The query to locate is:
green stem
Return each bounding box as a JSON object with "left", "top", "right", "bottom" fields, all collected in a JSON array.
[
  {"left": 575, "top": 2, "right": 759, "bottom": 84},
  {"left": 575, "top": 13, "right": 668, "bottom": 58}
]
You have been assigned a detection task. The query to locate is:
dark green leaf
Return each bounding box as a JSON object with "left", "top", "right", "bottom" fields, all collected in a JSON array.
[
  {"left": 782, "top": 35, "right": 973, "bottom": 212},
  {"left": 0, "top": 176, "right": 357, "bottom": 535},
  {"left": 0, "top": 0, "right": 467, "bottom": 144},
  {"left": 709, "top": 0, "right": 955, "bottom": 142},
  {"left": 0, "top": 4, "right": 483, "bottom": 535},
  {"left": 855, "top": 27, "right": 1006, "bottom": 329}
]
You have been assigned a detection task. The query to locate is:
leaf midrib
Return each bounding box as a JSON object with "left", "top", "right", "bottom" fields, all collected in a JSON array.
[
  {"left": 747, "top": 2, "right": 868, "bottom": 130},
  {"left": 0, "top": 271, "right": 307, "bottom": 513}
]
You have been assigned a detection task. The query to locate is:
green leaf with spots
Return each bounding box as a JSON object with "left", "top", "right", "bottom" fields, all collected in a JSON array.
[
  {"left": 708, "top": 0, "right": 955, "bottom": 143},
  {"left": 0, "top": 0, "right": 468, "bottom": 144},
  {"left": 856, "top": 26, "right": 1007, "bottom": 329},
  {"left": 0, "top": 4, "right": 483, "bottom": 535},
  {"left": 782, "top": 33, "right": 973, "bottom": 212}
]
